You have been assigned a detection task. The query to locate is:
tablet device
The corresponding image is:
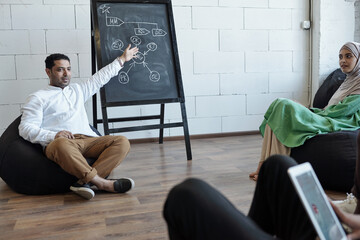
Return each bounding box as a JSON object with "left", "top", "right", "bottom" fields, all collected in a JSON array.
[{"left": 288, "top": 162, "right": 347, "bottom": 240}]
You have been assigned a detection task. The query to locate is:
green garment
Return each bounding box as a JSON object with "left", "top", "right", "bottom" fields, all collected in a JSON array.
[{"left": 259, "top": 95, "right": 360, "bottom": 148}]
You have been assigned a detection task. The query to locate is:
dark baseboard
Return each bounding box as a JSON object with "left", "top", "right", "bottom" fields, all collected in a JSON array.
[{"left": 128, "top": 131, "right": 260, "bottom": 144}]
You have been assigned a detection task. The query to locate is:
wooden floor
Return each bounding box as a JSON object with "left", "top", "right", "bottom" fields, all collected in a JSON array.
[{"left": 0, "top": 134, "right": 345, "bottom": 239}]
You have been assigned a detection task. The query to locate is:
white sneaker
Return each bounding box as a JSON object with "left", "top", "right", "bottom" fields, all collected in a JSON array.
[
  {"left": 332, "top": 193, "right": 357, "bottom": 214},
  {"left": 70, "top": 183, "right": 95, "bottom": 200}
]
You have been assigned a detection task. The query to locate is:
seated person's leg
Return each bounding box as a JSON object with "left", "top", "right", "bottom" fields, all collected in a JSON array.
[
  {"left": 46, "top": 136, "right": 133, "bottom": 197},
  {"left": 352, "top": 133, "right": 360, "bottom": 214},
  {"left": 163, "top": 178, "right": 275, "bottom": 240},
  {"left": 83, "top": 135, "right": 131, "bottom": 178},
  {"left": 82, "top": 135, "right": 133, "bottom": 193},
  {"left": 250, "top": 124, "right": 291, "bottom": 181},
  {"left": 249, "top": 155, "right": 316, "bottom": 240},
  {"left": 45, "top": 137, "right": 97, "bottom": 183}
]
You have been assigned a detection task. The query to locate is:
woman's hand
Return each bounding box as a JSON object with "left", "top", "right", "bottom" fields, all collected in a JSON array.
[{"left": 330, "top": 201, "right": 360, "bottom": 239}]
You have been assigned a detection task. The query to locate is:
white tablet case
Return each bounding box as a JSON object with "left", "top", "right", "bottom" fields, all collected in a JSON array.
[{"left": 288, "top": 162, "right": 347, "bottom": 240}]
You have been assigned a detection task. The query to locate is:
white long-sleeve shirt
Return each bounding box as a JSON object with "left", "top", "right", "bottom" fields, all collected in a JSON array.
[{"left": 19, "top": 59, "right": 122, "bottom": 147}]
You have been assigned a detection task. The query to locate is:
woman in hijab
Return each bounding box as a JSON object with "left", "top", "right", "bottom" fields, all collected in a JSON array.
[{"left": 250, "top": 42, "right": 360, "bottom": 181}]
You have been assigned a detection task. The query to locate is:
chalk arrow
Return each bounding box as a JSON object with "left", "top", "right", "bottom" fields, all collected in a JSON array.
[
  {"left": 152, "top": 28, "right": 167, "bottom": 37},
  {"left": 135, "top": 28, "right": 150, "bottom": 35},
  {"left": 106, "top": 16, "right": 124, "bottom": 27}
]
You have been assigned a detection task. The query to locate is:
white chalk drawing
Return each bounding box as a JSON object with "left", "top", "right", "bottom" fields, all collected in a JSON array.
[
  {"left": 113, "top": 39, "right": 161, "bottom": 84},
  {"left": 135, "top": 28, "right": 150, "bottom": 36},
  {"left": 99, "top": 4, "right": 167, "bottom": 85},
  {"left": 111, "top": 39, "right": 124, "bottom": 50},
  {"left": 147, "top": 42, "right": 157, "bottom": 51},
  {"left": 130, "top": 36, "right": 141, "bottom": 46},
  {"left": 100, "top": 4, "right": 167, "bottom": 37},
  {"left": 100, "top": 4, "right": 111, "bottom": 14}
]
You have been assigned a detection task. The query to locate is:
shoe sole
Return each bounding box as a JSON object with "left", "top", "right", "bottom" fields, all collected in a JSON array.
[{"left": 70, "top": 186, "right": 95, "bottom": 200}]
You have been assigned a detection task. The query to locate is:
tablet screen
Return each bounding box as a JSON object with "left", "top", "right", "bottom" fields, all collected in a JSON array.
[{"left": 296, "top": 171, "right": 345, "bottom": 240}]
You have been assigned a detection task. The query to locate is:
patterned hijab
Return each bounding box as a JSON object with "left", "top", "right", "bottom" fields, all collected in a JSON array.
[{"left": 326, "top": 42, "right": 360, "bottom": 107}]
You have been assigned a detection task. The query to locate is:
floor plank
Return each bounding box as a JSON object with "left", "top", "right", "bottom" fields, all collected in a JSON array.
[{"left": 0, "top": 134, "right": 346, "bottom": 239}]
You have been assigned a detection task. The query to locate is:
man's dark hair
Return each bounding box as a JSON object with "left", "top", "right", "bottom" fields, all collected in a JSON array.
[{"left": 45, "top": 53, "right": 70, "bottom": 69}]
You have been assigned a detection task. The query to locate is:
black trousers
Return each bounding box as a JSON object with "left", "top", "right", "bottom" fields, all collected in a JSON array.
[
  {"left": 163, "top": 155, "right": 317, "bottom": 240},
  {"left": 352, "top": 133, "right": 360, "bottom": 199}
]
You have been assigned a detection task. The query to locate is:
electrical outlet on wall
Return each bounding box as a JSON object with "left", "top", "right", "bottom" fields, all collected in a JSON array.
[{"left": 301, "top": 20, "right": 311, "bottom": 30}]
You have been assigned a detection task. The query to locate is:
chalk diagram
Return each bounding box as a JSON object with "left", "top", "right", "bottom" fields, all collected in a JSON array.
[{"left": 99, "top": 4, "right": 167, "bottom": 85}]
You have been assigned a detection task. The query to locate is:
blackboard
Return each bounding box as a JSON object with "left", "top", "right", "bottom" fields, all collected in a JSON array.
[
  {"left": 91, "top": 0, "right": 192, "bottom": 160},
  {"left": 92, "top": 0, "right": 182, "bottom": 104}
]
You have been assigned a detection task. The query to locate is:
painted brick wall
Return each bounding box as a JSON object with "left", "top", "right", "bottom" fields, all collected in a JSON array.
[
  {"left": 356, "top": 1, "right": 360, "bottom": 42},
  {"left": 172, "top": 0, "right": 310, "bottom": 137},
  {"left": 0, "top": 0, "right": 354, "bottom": 139},
  {"left": 311, "top": 0, "right": 355, "bottom": 98}
]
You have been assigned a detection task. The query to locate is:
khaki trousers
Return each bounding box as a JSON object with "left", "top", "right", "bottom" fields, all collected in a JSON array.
[
  {"left": 45, "top": 134, "right": 130, "bottom": 184},
  {"left": 260, "top": 124, "right": 291, "bottom": 163}
]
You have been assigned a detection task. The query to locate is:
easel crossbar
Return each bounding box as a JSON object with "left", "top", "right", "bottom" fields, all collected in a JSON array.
[
  {"left": 96, "top": 115, "right": 161, "bottom": 123},
  {"left": 108, "top": 122, "right": 183, "bottom": 133}
]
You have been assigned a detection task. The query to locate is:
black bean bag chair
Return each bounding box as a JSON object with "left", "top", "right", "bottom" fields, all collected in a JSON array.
[
  {"left": 0, "top": 116, "right": 100, "bottom": 195},
  {"left": 291, "top": 69, "right": 358, "bottom": 192}
]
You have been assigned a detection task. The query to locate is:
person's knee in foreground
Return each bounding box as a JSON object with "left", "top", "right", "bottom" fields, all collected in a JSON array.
[
  {"left": 19, "top": 44, "right": 139, "bottom": 200},
  {"left": 319, "top": 131, "right": 360, "bottom": 215},
  {"left": 164, "top": 155, "right": 360, "bottom": 240},
  {"left": 250, "top": 42, "right": 360, "bottom": 181},
  {"left": 164, "top": 155, "right": 316, "bottom": 239},
  {"left": 351, "top": 133, "right": 360, "bottom": 214}
]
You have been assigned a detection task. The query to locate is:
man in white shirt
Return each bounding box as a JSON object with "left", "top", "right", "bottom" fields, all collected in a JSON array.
[{"left": 19, "top": 44, "right": 139, "bottom": 200}]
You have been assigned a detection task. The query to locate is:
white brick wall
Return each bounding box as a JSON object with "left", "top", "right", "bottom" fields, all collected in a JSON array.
[
  {"left": 182, "top": 74, "right": 220, "bottom": 96},
  {"left": 269, "top": 0, "right": 303, "bottom": 8},
  {"left": 15, "top": 55, "right": 47, "bottom": 79},
  {"left": 196, "top": 95, "right": 246, "bottom": 117},
  {"left": 244, "top": 9, "right": 291, "bottom": 30},
  {"left": 0, "top": 0, "right": 41, "bottom": 3},
  {"left": 75, "top": 4, "right": 91, "bottom": 29},
  {"left": 0, "top": 104, "right": 21, "bottom": 130},
  {"left": 176, "top": 29, "right": 218, "bottom": 51},
  {"left": 78, "top": 53, "right": 92, "bottom": 77},
  {"left": 311, "top": 0, "right": 355, "bottom": 98},
  {"left": 269, "top": 72, "right": 307, "bottom": 93},
  {"left": 0, "top": 0, "right": 356, "bottom": 140},
  {"left": 46, "top": 30, "right": 91, "bottom": 53},
  {"left": 269, "top": 31, "right": 307, "bottom": 51},
  {"left": 0, "top": 56, "right": 16, "bottom": 79},
  {"left": 0, "top": 30, "right": 46, "bottom": 54},
  {"left": 220, "top": 73, "right": 268, "bottom": 95},
  {"left": 44, "top": 0, "right": 88, "bottom": 4},
  {"left": 0, "top": 5, "right": 11, "bottom": 29},
  {"left": 12, "top": 5, "right": 75, "bottom": 29},
  {"left": 194, "top": 51, "right": 245, "bottom": 74},
  {"left": 192, "top": 7, "right": 243, "bottom": 29},
  {"left": 246, "top": 52, "right": 293, "bottom": 73},
  {"left": 220, "top": 30, "right": 268, "bottom": 52},
  {"left": 356, "top": 1, "right": 360, "bottom": 42},
  {"left": 219, "top": 0, "right": 268, "bottom": 8},
  {"left": 222, "top": 115, "right": 265, "bottom": 132},
  {"left": 172, "top": 0, "right": 217, "bottom": 7},
  {"left": 246, "top": 93, "right": 292, "bottom": 115},
  {"left": 0, "top": 79, "right": 48, "bottom": 104},
  {"left": 173, "top": 6, "right": 191, "bottom": 29}
]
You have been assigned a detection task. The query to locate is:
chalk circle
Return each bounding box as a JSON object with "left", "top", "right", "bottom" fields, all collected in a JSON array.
[
  {"left": 147, "top": 42, "right": 157, "bottom": 51},
  {"left": 133, "top": 52, "right": 145, "bottom": 64},
  {"left": 130, "top": 36, "right": 141, "bottom": 45},
  {"left": 149, "top": 71, "right": 160, "bottom": 82},
  {"left": 111, "top": 39, "right": 123, "bottom": 50},
  {"left": 118, "top": 71, "right": 129, "bottom": 84}
]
